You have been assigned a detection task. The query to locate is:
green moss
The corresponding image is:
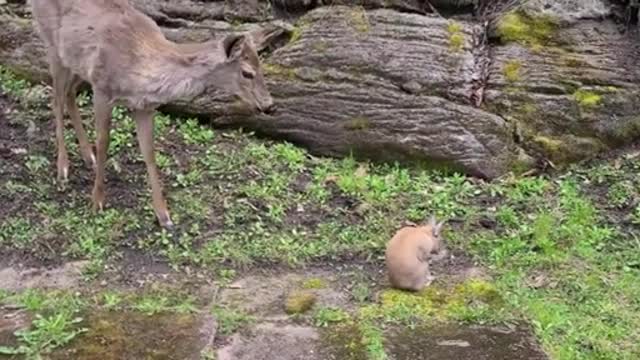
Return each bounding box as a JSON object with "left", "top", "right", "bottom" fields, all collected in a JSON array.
[
  {"left": 314, "top": 307, "right": 350, "bottom": 327},
  {"left": 262, "top": 63, "right": 297, "bottom": 80},
  {"left": 503, "top": 60, "right": 522, "bottom": 83},
  {"left": 358, "top": 279, "right": 506, "bottom": 324},
  {"left": 345, "top": 117, "right": 371, "bottom": 131},
  {"left": 447, "top": 21, "right": 463, "bottom": 34},
  {"left": 496, "top": 10, "right": 557, "bottom": 48},
  {"left": 302, "top": 277, "right": 328, "bottom": 289},
  {"left": 573, "top": 89, "right": 602, "bottom": 108},
  {"left": 348, "top": 7, "right": 370, "bottom": 33},
  {"left": 533, "top": 135, "right": 563, "bottom": 154},
  {"left": 532, "top": 135, "right": 606, "bottom": 165},
  {"left": 289, "top": 27, "right": 303, "bottom": 44},
  {"left": 563, "top": 57, "right": 586, "bottom": 68},
  {"left": 321, "top": 322, "right": 370, "bottom": 360},
  {"left": 285, "top": 291, "right": 317, "bottom": 314},
  {"left": 447, "top": 21, "right": 465, "bottom": 52},
  {"left": 288, "top": 18, "right": 309, "bottom": 44},
  {"left": 518, "top": 103, "right": 537, "bottom": 116}
]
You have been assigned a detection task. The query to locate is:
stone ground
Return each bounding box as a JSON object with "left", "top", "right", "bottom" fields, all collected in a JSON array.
[{"left": 0, "top": 257, "right": 549, "bottom": 360}]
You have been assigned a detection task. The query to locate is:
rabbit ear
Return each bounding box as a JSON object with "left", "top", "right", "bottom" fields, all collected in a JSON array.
[
  {"left": 433, "top": 220, "right": 444, "bottom": 237},
  {"left": 427, "top": 214, "right": 436, "bottom": 227}
]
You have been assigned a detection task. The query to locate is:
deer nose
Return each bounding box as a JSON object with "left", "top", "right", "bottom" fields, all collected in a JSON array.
[{"left": 263, "top": 103, "right": 277, "bottom": 115}]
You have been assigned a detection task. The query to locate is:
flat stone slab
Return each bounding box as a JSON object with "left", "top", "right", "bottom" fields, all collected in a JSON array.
[
  {"left": 385, "top": 324, "right": 548, "bottom": 360},
  {"left": 217, "top": 323, "right": 321, "bottom": 360},
  {"left": 0, "top": 261, "right": 89, "bottom": 292}
]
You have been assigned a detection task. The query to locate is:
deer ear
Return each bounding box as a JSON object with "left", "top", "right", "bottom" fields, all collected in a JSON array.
[{"left": 222, "top": 33, "right": 246, "bottom": 60}]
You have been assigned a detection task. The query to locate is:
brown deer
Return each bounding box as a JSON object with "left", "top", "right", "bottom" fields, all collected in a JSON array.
[{"left": 31, "top": 0, "right": 275, "bottom": 229}]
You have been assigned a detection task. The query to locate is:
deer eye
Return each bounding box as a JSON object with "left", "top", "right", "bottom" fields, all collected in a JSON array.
[{"left": 242, "top": 70, "right": 255, "bottom": 79}]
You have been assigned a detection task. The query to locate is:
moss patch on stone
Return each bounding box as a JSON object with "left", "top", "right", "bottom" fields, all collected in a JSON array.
[
  {"left": 573, "top": 89, "right": 602, "bottom": 108},
  {"left": 447, "top": 21, "right": 465, "bottom": 52},
  {"left": 532, "top": 135, "right": 606, "bottom": 165},
  {"left": 348, "top": 7, "right": 370, "bottom": 33},
  {"left": 262, "top": 63, "right": 297, "bottom": 80},
  {"left": 345, "top": 117, "right": 371, "bottom": 131},
  {"left": 358, "top": 279, "right": 507, "bottom": 325},
  {"left": 285, "top": 291, "right": 317, "bottom": 314},
  {"left": 301, "top": 277, "right": 328, "bottom": 289},
  {"left": 503, "top": 60, "right": 522, "bottom": 83},
  {"left": 288, "top": 18, "right": 310, "bottom": 44},
  {"left": 496, "top": 10, "right": 557, "bottom": 48}
]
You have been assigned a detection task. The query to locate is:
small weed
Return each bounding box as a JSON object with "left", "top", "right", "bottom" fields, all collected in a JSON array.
[
  {"left": 314, "top": 307, "right": 350, "bottom": 327},
  {"left": 351, "top": 283, "right": 372, "bottom": 303},
  {"left": 0, "top": 313, "right": 87, "bottom": 358},
  {"left": 608, "top": 181, "right": 633, "bottom": 208},
  {"left": 133, "top": 295, "right": 170, "bottom": 315},
  {"left": 211, "top": 306, "right": 254, "bottom": 335},
  {"left": 100, "top": 292, "right": 124, "bottom": 310},
  {"left": 25, "top": 155, "right": 50, "bottom": 174},
  {"left": 179, "top": 118, "right": 215, "bottom": 145}
]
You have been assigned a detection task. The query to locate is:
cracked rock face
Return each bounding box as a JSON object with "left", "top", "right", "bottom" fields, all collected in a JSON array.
[{"left": 0, "top": 0, "right": 639, "bottom": 178}]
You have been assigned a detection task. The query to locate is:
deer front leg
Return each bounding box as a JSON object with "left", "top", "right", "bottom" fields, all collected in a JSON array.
[
  {"left": 91, "top": 92, "right": 113, "bottom": 212},
  {"left": 49, "top": 60, "right": 70, "bottom": 187},
  {"left": 66, "top": 76, "right": 96, "bottom": 169},
  {"left": 134, "top": 109, "right": 173, "bottom": 229}
]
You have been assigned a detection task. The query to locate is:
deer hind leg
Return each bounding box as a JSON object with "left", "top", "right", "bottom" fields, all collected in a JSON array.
[
  {"left": 133, "top": 109, "right": 173, "bottom": 229},
  {"left": 91, "top": 91, "right": 113, "bottom": 212},
  {"left": 49, "top": 57, "right": 71, "bottom": 186},
  {"left": 65, "top": 75, "right": 96, "bottom": 169}
]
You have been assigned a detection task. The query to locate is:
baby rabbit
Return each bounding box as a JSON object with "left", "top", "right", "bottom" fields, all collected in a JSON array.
[{"left": 385, "top": 216, "right": 447, "bottom": 291}]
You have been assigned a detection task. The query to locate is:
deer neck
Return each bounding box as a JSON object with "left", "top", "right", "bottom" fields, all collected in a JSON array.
[{"left": 130, "top": 40, "right": 233, "bottom": 109}]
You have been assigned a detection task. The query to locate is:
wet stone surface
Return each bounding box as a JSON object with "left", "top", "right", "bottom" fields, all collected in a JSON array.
[
  {"left": 49, "top": 311, "right": 217, "bottom": 360},
  {"left": 217, "top": 323, "right": 321, "bottom": 360},
  {"left": 385, "top": 324, "right": 549, "bottom": 360}
]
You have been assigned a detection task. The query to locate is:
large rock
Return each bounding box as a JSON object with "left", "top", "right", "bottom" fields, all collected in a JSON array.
[
  {"left": 485, "top": 1, "right": 640, "bottom": 164},
  {"left": 211, "top": 7, "right": 526, "bottom": 178},
  {"left": 1, "top": 0, "right": 639, "bottom": 178}
]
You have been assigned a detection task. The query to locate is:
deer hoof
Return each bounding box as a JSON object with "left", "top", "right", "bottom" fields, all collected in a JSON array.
[
  {"left": 57, "top": 165, "right": 69, "bottom": 183},
  {"left": 160, "top": 218, "right": 175, "bottom": 231},
  {"left": 92, "top": 201, "right": 104, "bottom": 213}
]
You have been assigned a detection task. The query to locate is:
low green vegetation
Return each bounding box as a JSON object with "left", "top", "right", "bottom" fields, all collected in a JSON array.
[
  {"left": 210, "top": 305, "right": 254, "bottom": 335},
  {"left": 2, "top": 64, "right": 640, "bottom": 359}
]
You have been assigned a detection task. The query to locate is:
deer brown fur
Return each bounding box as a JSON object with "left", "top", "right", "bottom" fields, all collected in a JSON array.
[{"left": 31, "top": 0, "right": 275, "bottom": 229}]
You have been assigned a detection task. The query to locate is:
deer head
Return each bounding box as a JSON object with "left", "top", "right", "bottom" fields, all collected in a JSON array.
[{"left": 220, "top": 32, "right": 275, "bottom": 114}]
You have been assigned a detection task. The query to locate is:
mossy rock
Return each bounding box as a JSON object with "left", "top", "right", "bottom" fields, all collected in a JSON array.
[
  {"left": 531, "top": 134, "right": 607, "bottom": 165},
  {"left": 503, "top": 60, "right": 523, "bottom": 83},
  {"left": 495, "top": 9, "right": 558, "bottom": 49},
  {"left": 285, "top": 291, "right": 317, "bottom": 314},
  {"left": 447, "top": 21, "right": 465, "bottom": 52}
]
